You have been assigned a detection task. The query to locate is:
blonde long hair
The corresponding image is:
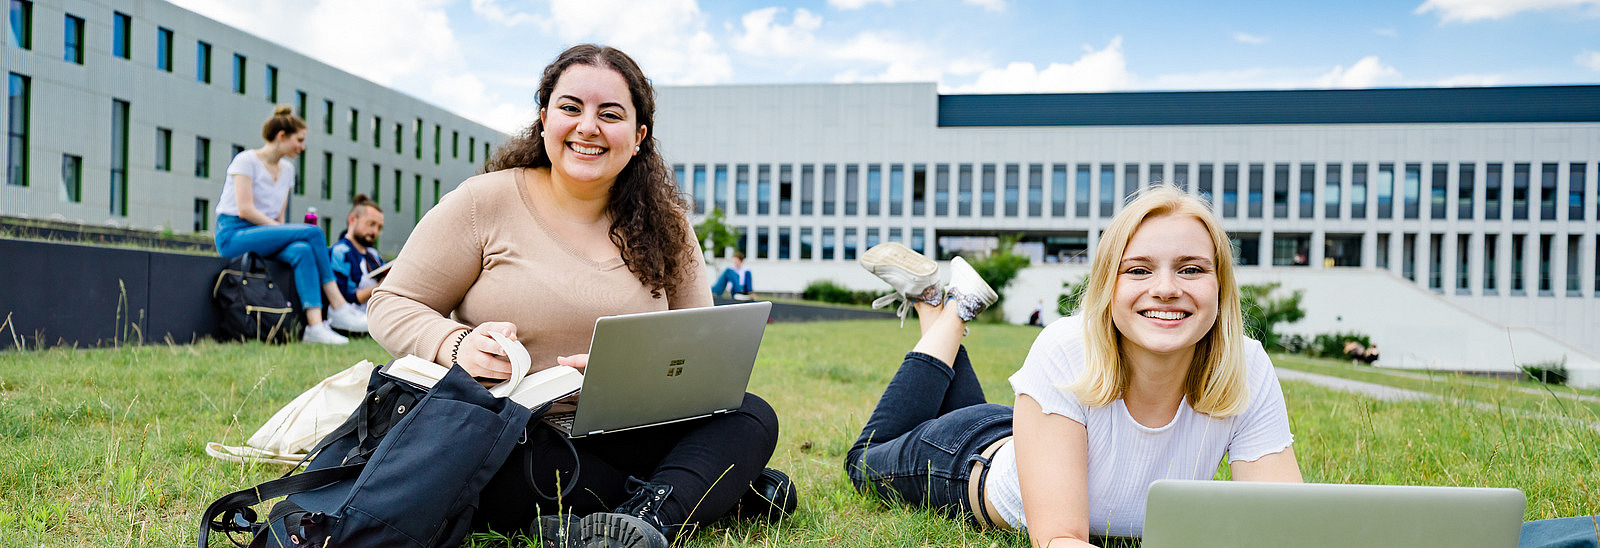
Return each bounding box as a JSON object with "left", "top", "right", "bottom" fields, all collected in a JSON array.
[{"left": 1066, "top": 185, "right": 1249, "bottom": 417}]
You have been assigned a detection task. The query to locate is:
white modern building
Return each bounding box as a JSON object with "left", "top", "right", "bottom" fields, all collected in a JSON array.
[
  {"left": 1, "top": 0, "right": 507, "bottom": 256},
  {"left": 655, "top": 82, "right": 1600, "bottom": 384}
]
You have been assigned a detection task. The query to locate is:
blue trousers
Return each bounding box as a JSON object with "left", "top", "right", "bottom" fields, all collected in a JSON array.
[
  {"left": 1521, "top": 516, "right": 1599, "bottom": 547},
  {"left": 214, "top": 214, "right": 333, "bottom": 311},
  {"left": 711, "top": 268, "right": 752, "bottom": 297},
  {"left": 844, "top": 348, "right": 1014, "bottom": 525}
]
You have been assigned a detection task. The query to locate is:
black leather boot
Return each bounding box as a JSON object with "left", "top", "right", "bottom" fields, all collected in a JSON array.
[
  {"left": 732, "top": 467, "right": 798, "bottom": 521},
  {"left": 614, "top": 477, "right": 684, "bottom": 543},
  {"left": 528, "top": 512, "right": 667, "bottom": 548}
]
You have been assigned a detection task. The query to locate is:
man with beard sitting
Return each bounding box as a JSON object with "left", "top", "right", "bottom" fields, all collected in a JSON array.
[{"left": 329, "top": 194, "right": 387, "bottom": 316}]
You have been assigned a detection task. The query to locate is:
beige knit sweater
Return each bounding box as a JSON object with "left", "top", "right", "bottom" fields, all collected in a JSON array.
[{"left": 368, "top": 168, "right": 711, "bottom": 369}]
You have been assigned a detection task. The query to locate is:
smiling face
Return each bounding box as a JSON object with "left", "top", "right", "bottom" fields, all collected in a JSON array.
[
  {"left": 273, "top": 128, "right": 307, "bottom": 159},
  {"left": 1110, "top": 213, "right": 1221, "bottom": 365},
  {"left": 347, "top": 206, "right": 384, "bottom": 248},
  {"left": 538, "top": 63, "right": 646, "bottom": 190}
]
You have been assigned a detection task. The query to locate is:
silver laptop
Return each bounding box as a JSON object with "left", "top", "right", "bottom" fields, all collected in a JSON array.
[
  {"left": 1142, "top": 480, "right": 1525, "bottom": 548},
  {"left": 543, "top": 301, "right": 771, "bottom": 438}
]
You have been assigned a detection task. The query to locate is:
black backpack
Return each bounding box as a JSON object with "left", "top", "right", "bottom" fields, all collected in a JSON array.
[{"left": 212, "top": 253, "right": 299, "bottom": 343}]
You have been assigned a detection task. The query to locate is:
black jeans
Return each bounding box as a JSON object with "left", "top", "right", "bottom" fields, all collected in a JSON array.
[
  {"left": 844, "top": 348, "right": 1014, "bottom": 525},
  {"left": 475, "top": 392, "right": 780, "bottom": 533}
]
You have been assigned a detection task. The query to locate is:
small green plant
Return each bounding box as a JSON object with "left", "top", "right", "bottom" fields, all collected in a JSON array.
[
  {"left": 963, "top": 234, "right": 1031, "bottom": 316},
  {"left": 691, "top": 207, "right": 740, "bottom": 261},
  {"left": 801, "top": 280, "right": 878, "bottom": 306},
  {"left": 1056, "top": 274, "right": 1089, "bottom": 316},
  {"left": 1308, "top": 331, "right": 1373, "bottom": 359},
  {"left": 1520, "top": 357, "right": 1568, "bottom": 385},
  {"left": 1239, "top": 282, "right": 1305, "bottom": 351}
]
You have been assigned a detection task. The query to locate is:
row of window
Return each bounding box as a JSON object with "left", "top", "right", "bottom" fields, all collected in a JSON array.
[
  {"left": 671, "top": 161, "right": 1597, "bottom": 224},
  {"left": 187, "top": 173, "right": 445, "bottom": 234},
  {"left": 7, "top": 1, "right": 490, "bottom": 171}
]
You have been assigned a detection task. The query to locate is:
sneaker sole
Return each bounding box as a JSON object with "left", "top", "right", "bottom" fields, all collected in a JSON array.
[
  {"left": 533, "top": 515, "right": 582, "bottom": 548},
  {"left": 860, "top": 243, "right": 936, "bottom": 278},
  {"left": 578, "top": 513, "right": 668, "bottom": 548}
]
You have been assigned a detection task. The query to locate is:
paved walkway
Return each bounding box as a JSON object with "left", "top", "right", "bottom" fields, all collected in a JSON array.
[{"left": 1277, "top": 367, "right": 1600, "bottom": 432}]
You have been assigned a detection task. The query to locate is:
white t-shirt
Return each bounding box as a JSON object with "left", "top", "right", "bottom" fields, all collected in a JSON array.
[
  {"left": 215, "top": 151, "right": 294, "bottom": 220},
  {"left": 985, "top": 315, "right": 1294, "bottom": 537}
]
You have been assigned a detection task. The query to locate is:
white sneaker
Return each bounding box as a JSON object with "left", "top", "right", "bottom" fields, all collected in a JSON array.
[
  {"left": 945, "top": 256, "right": 997, "bottom": 322},
  {"left": 302, "top": 323, "right": 349, "bottom": 345},
  {"left": 859, "top": 242, "right": 942, "bottom": 325},
  {"left": 326, "top": 304, "right": 369, "bottom": 333}
]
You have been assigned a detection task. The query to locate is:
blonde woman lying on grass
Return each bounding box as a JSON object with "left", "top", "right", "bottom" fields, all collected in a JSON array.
[{"left": 844, "top": 186, "right": 1301, "bottom": 547}]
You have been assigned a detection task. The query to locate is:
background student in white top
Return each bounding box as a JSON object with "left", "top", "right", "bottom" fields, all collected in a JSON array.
[{"left": 844, "top": 186, "right": 1301, "bottom": 547}]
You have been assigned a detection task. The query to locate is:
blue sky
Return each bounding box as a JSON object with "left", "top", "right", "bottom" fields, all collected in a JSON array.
[{"left": 171, "top": 0, "right": 1600, "bottom": 133}]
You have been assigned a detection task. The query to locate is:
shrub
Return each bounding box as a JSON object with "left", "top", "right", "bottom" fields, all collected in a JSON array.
[
  {"left": 1520, "top": 357, "right": 1568, "bottom": 385},
  {"left": 1240, "top": 282, "right": 1306, "bottom": 352},
  {"left": 1057, "top": 274, "right": 1088, "bottom": 316},
  {"left": 963, "top": 234, "right": 1031, "bottom": 314},
  {"left": 1309, "top": 331, "right": 1372, "bottom": 359},
  {"left": 802, "top": 280, "right": 878, "bottom": 306}
]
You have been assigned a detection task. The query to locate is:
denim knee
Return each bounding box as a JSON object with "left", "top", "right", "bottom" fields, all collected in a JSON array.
[{"left": 280, "top": 241, "right": 313, "bottom": 266}]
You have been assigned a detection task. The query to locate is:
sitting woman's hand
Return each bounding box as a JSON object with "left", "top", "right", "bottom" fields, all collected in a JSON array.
[
  {"left": 455, "top": 322, "right": 519, "bottom": 380},
  {"left": 555, "top": 353, "right": 588, "bottom": 373}
]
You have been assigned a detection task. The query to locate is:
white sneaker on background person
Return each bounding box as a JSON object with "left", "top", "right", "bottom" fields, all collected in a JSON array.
[
  {"left": 302, "top": 323, "right": 350, "bottom": 345},
  {"left": 326, "top": 304, "right": 369, "bottom": 333}
]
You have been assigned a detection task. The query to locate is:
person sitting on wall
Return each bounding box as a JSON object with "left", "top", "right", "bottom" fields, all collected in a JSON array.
[
  {"left": 711, "top": 252, "right": 755, "bottom": 300},
  {"left": 330, "top": 195, "right": 386, "bottom": 315}
]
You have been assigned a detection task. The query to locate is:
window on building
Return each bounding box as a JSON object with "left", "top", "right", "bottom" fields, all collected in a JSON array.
[
  {"left": 757, "top": 164, "right": 772, "bottom": 215},
  {"left": 412, "top": 174, "right": 421, "bottom": 222},
  {"left": 755, "top": 226, "right": 770, "bottom": 259},
  {"left": 1232, "top": 233, "right": 1260, "bottom": 266},
  {"left": 1375, "top": 233, "right": 1390, "bottom": 270},
  {"left": 1299, "top": 164, "right": 1315, "bottom": 219},
  {"left": 347, "top": 158, "right": 358, "bottom": 202},
  {"left": 777, "top": 227, "right": 790, "bottom": 260},
  {"left": 111, "top": 100, "right": 129, "bottom": 215},
  {"left": 483, "top": 142, "right": 489, "bottom": 163},
  {"left": 295, "top": 154, "right": 304, "bottom": 196},
  {"left": 866, "top": 227, "right": 880, "bottom": 250},
  {"left": 1568, "top": 234, "right": 1582, "bottom": 296},
  {"left": 156, "top": 27, "right": 172, "bottom": 72},
  {"left": 889, "top": 164, "right": 904, "bottom": 216},
  {"left": 7, "top": 72, "right": 28, "bottom": 187},
  {"left": 1510, "top": 234, "right": 1526, "bottom": 292},
  {"left": 713, "top": 164, "right": 728, "bottom": 213},
  {"left": 844, "top": 228, "right": 858, "bottom": 260},
  {"left": 231, "top": 54, "right": 246, "bottom": 94},
  {"left": 111, "top": 11, "right": 131, "bottom": 59},
  {"left": 1375, "top": 163, "right": 1393, "bottom": 219},
  {"left": 1351, "top": 163, "right": 1368, "bottom": 218},
  {"left": 10, "top": 0, "right": 31, "bottom": 50},
  {"left": 958, "top": 164, "right": 974, "bottom": 216},
  {"left": 692, "top": 165, "right": 706, "bottom": 214},
  {"left": 193, "top": 198, "right": 210, "bottom": 232},
  {"left": 349, "top": 108, "right": 359, "bottom": 142},
  {"left": 1076, "top": 164, "right": 1093, "bottom": 217},
  {"left": 1428, "top": 234, "right": 1443, "bottom": 291},
  {"left": 451, "top": 130, "right": 459, "bottom": 158},
  {"left": 1124, "top": 163, "right": 1140, "bottom": 203},
  {"left": 821, "top": 227, "right": 836, "bottom": 260},
  {"left": 294, "top": 91, "right": 306, "bottom": 119},
  {"left": 1028, "top": 164, "right": 1043, "bottom": 217},
  {"left": 1458, "top": 163, "right": 1475, "bottom": 220},
  {"left": 432, "top": 179, "right": 440, "bottom": 208},
  {"left": 1221, "top": 164, "right": 1239, "bottom": 218},
  {"left": 413, "top": 118, "right": 422, "bottom": 159},
  {"left": 1248, "top": 163, "right": 1260, "bottom": 219},
  {"left": 1004, "top": 163, "right": 1020, "bottom": 217},
  {"left": 1457, "top": 234, "right": 1471, "bottom": 293},
  {"left": 1272, "top": 163, "right": 1289, "bottom": 218},
  {"left": 933, "top": 164, "right": 952, "bottom": 217},
  {"left": 1051, "top": 164, "right": 1067, "bottom": 217},
  {"left": 912, "top": 164, "right": 927, "bottom": 216},
  {"left": 433, "top": 124, "right": 441, "bottom": 164},
  {"left": 1511, "top": 163, "right": 1530, "bottom": 220},
  {"left": 192, "top": 136, "right": 210, "bottom": 178},
  {"left": 1430, "top": 163, "right": 1448, "bottom": 219},
  {"left": 1403, "top": 163, "right": 1421, "bottom": 219},
  {"left": 1485, "top": 163, "right": 1503, "bottom": 219},
  {"left": 845, "top": 165, "right": 860, "bottom": 216},
  {"left": 393, "top": 122, "right": 402, "bottom": 154},
  {"left": 60, "top": 154, "right": 80, "bottom": 203},
  {"left": 911, "top": 228, "right": 927, "bottom": 256},
  {"left": 154, "top": 127, "right": 170, "bottom": 171},
  {"left": 196, "top": 41, "right": 212, "bottom": 83},
  {"left": 1099, "top": 165, "right": 1116, "bottom": 217},
  {"left": 231, "top": 143, "right": 245, "bottom": 158},
  {"left": 1570, "top": 163, "right": 1588, "bottom": 222},
  {"left": 865, "top": 164, "right": 881, "bottom": 216},
  {"left": 323, "top": 100, "right": 334, "bottom": 134},
  {"left": 736, "top": 164, "right": 751, "bottom": 215},
  {"left": 982, "top": 164, "right": 998, "bottom": 217},
  {"left": 265, "top": 65, "right": 278, "bottom": 103},
  {"left": 1537, "top": 234, "right": 1553, "bottom": 294},
  {"left": 469, "top": 136, "right": 476, "bottom": 163},
  {"left": 321, "top": 152, "right": 332, "bottom": 200},
  {"left": 800, "top": 164, "right": 814, "bottom": 215},
  {"left": 1540, "top": 163, "right": 1558, "bottom": 221},
  {"left": 63, "top": 14, "right": 83, "bottom": 64},
  {"left": 781, "top": 165, "right": 795, "bottom": 216},
  {"left": 1402, "top": 233, "right": 1417, "bottom": 282},
  {"left": 1483, "top": 234, "right": 1498, "bottom": 293},
  {"left": 392, "top": 169, "right": 401, "bottom": 212},
  {"left": 372, "top": 115, "right": 381, "bottom": 149},
  {"left": 799, "top": 227, "right": 813, "bottom": 259},
  {"left": 822, "top": 165, "right": 836, "bottom": 215}
]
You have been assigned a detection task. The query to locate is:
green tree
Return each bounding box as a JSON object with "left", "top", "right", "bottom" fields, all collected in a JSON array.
[
  {"left": 964, "top": 234, "right": 1031, "bottom": 317},
  {"left": 691, "top": 207, "right": 739, "bottom": 261},
  {"left": 1239, "top": 282, "right": 1305, "bottom": 351},
  {"left": 1057, "top": 274, "right": 1089, "bottom": 316}
]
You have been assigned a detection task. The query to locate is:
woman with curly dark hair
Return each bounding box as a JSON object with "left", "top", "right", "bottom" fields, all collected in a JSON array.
[{"left": 368, "top": 45, "right": 785, "bottom": 547}]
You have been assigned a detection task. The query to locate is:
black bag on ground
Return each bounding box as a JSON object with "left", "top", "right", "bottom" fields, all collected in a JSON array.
[
  {"left": 212, "top": 253, "right": 299, "bottom": 343},
  {"left": 199, "top": 363, "right": 536, "bottom": 548}
]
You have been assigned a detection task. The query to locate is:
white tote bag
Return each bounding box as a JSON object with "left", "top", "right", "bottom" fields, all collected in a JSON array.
[{"left": 205, "top": 360, "right": 376, "bottom": 466}]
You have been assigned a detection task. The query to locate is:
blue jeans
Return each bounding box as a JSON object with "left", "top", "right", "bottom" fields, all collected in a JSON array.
[
  {"left": 1521, "top": 516, "right": 1599, "bottom": 547},
  {"left": 844, "top": 348, "right": 1014, "bottom": 525},
  {"left": 711, "top": 268, "right": 752, "bottom": 297},
  {"left": 214, "top": 214, "right": 333, "bottom": 310}
]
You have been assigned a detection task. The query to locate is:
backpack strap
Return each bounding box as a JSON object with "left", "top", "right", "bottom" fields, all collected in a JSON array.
[{"left": 198, "top": 463, "right": 362, "bottom": 548}]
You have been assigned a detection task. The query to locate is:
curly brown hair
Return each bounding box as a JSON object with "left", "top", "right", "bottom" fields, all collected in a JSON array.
[{"left": 486, "top": 44, "right": 693, "bottom": 300}]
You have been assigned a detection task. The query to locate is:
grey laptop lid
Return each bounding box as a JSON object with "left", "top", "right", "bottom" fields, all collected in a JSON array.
[
  {"left": 1142, "top": 480, "right": 1525, "bottom": 548},
  {"left": 560, "top": 301, "right": 771, "bottom": 438}
]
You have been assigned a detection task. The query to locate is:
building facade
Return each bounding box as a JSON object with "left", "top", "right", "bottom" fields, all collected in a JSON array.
[
  {"left": 654, "top": 82, "right": 1600, "bottom": 356},
  {"left": 2, "top": 0, "right": 506, "bottom": 256}
]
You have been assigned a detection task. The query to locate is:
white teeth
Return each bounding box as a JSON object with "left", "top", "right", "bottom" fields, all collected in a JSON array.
[
  {"left": 1141, "top": 310, "right": 1186, "bottom": 320},
  {"left": 569, "top": 143, "right": 604, "bottom": 155}
]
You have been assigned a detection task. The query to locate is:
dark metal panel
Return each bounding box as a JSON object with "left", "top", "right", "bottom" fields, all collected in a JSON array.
[{"left": 0, "top": 239, "right": 150, "bottom": 348}]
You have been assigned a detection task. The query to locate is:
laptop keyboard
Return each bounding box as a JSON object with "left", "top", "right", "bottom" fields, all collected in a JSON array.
[{"left": 544, "top": 412, "right": 575, "bottom": 433}]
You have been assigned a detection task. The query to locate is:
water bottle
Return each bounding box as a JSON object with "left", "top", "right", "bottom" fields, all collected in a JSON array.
[{"left": 304, "top": 206, "right": 318, "bottom": 225}]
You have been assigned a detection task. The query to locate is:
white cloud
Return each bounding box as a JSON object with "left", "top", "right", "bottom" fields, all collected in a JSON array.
[
  {"left": 469, "top": 0, "right": 542, "bottom": 26},
  {"left": 544, "top": 0, "right": 732, "bottom": 85},
  {"left": 1314, "top": 56, "right": 1403, "bottom": 88},
  {"left": 1578, "top": 50, "right": 1600, "bottom": 72},
  {"left": 964, "top": 0, "right": 1007, "bottom": 12},
  {"left": 732, "top": 7, "right": 823, "bottom": 57},
  {"left": 828, "top": 0, "right": 899, "bottom": 9},
  {"left": 1433, "top": 73, "right": 1507, "bottom": 86},
  {"left": 1233, "top": 32, "right": 1268, "bottom": 45},
  {"left": 954, "top": 37, "right": 1133, "bottom": 93},
  {"left": 1414, "top": 0, "right": 1600, "bottom": 22}
]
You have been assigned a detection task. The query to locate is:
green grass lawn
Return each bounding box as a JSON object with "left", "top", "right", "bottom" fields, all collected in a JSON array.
[{"left": 2, "top": 321, "right": 1597, "bottom": 547}]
